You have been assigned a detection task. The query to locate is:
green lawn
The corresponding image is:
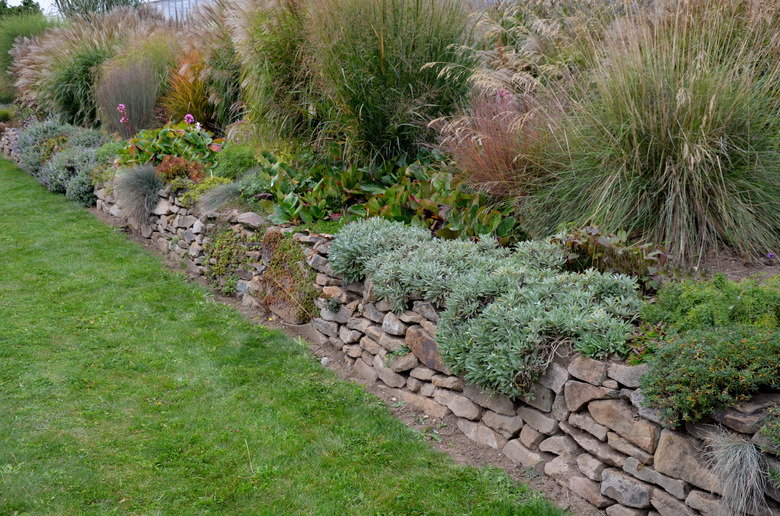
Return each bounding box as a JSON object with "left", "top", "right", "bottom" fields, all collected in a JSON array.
[{"left": 0, "top": 160, "right": 565, "bottom": 515}]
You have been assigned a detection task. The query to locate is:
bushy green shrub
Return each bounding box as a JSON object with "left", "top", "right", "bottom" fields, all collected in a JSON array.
[
  {"left": 114, "top": 164, "right": 163, "bottom": 222},
  {"left": 310, "top": 0, "right": 474, "bottom": 160},
  {"left": 16, "top": 118, "right": 77, "bottom": 177},
  {"left": 45, "top": 44, "right": 111, "bottom": 127},
  {"left": 642, "top": 273, "right": 780, "bottom": 331},
  {"left": 0, "top": 107, "right": 13, "bottom": 122},
  {"left": 38, "top": 144, "right": 99, "bottom": 193},
  {"left": 213, "top": 143, "right": 256, "bottom": 179},
  {"left": 65, "top": 168, "right": 98, "bottom": 206},
  {"left": 118, "top": 120, "right": 223, "bottom": 168},
  {"left": 527, "top": 0, "right": 780, "bottom": 262},
  {"left": 331, "top": 219, "right": 641, "bottom": 397},
  {"left": 640, "top": 327, "right": 780, "bottom": 426}
]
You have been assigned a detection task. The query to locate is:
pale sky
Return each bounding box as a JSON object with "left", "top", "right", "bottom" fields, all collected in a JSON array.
[{"left": 8, "top": 0, "right": 59, "bottom": 16}]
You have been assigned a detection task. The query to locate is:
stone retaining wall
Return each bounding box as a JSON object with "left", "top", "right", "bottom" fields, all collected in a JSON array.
[{"left": 303, "top": 236, "right": 780, "bottom": 516}]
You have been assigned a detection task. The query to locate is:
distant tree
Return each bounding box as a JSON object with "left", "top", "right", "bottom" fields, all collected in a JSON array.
[
  {"left": 53, "top": 0, "right": 141, "bottom": 18},
  {"left": 0, "top": 0, "right": 42, "bottom": 17}
]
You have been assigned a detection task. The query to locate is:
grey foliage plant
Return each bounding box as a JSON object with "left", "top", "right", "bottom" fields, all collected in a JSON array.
[
  {"left": 114, "top": 164, "right": 163, "bottom": 223},
  {"left": 330, "top": 218, "right": 641, "bottom": 398}
]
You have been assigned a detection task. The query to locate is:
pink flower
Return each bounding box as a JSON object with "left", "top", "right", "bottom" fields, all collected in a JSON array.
[
  {"left": 120, "top": 116, "right": 127, "bottom": 124},
  {"left": 184, "top": 114, "right": 195, "bottom": 125},
  {"left": 117, "top": 104, "right": 126, "bottom": 112}
]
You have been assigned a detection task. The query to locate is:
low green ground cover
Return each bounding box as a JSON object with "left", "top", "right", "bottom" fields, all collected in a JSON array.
[{"left": 0, "top": 160, "right": 564, "bottom": 515}]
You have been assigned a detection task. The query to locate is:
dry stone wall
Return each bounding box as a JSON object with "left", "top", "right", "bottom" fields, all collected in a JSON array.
[{"left": 304, "top": 236, "right": 780, "bottom": 516}]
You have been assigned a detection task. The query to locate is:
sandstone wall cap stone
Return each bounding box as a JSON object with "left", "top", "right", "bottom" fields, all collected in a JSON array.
[
  {"left": 463, "top": 384, "right": 515, "bottom": 416},
  {"left": 434, "top": 389, "right": 481, "bottom": 420},
  {"left": 589, "top": 399, "right": 660, "bottom": 454},
  {"left": 457, "top": 419, "right": 507, "bottom": 449},
  {"left": 569, "top": 356, "right": 609, "bottom": 385}
]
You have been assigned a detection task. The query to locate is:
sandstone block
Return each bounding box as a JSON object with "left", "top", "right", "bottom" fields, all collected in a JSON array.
[
  {"left": 399, "top": 310, "right": 425, "bottom": 324},
  {"left": 606, "top": 505, "right": 649, "bottom": 516},
  {"left": 608, "top": 362, "right": 650, "bottom": 389},
  {"left": 654, "top": 430, "right": 722, "bottom": 495},
  {"left": 313, "top": 318, "right": 338, "bottom": 338},
  {"left": 551, "top": 394, "right": 571, "bottom": 422},
  {"left": 360, "top": 336, "right": 385, "bottom": 356},
  {"left": 379, "top": 333, "right": 404, "bottom": 352},
  {"left": 323, "top": 285, "right": 352, "bottom": 304},
  {"left": 538, "top": 361, "right": 570, "bottom": 394},
  {"left": 544, "top": 456, "right": 577, "bottom": 481},
  {"left": 388, "top": 353, "right": 418, "bottom": 373},
  {"left": 382, "top": 312, "right": 409, "bottom": 336},
  {"left": 375, "top": 299, "right": 393, "bottom": 312},
  {"left": 435, "top": 389, "right": 481, "bottom": 420},
  {"left": 409, "top": 366, "right": 436, "bottom": 381},
  {"left": 561, "top": 421, "right": 628, "bottom": 467},
  {"left": 601, "top": 468, "right": 652, "bottom": 509},
  {"left": 609, "top": 433, "right": 654, "bottom": 466},
  {"left": 589, "top": 399, "right": 660, "bottom": 453},
  {"left": 363, "top": 303, "right": 385, "bottom": 322},
  {"left": 346, "top": 317, "right": 372, "bottom": 333},
  {"left": 570, "top": 411, "right": 609, "bottom": 441},
  {"left": 389, "top": 388, "right": 450, "bottom": 419},
  {"left": 539, "top": 435, "right": 580, "bottom": 457},
  {"left": 407, "top": 377, "right": 422, "bottom": 393},
  {"left": 565, "top": 380, "right": 615, "bottom": 412},
  {"left": 650, "top": 489, "right": 691, "bottom": 516},
  {"left": 629, "top": 389, "right": 667, "bottom": 426},
  {"left": 339, "top": 326, "right": 362, "bottom": 344},
  {"left": 569, "top": 356, "right": 608, "bottom": 385},
  {"left": 711, "top": 408, "right": 763, "bottom": 434},
  {"left": 431, "top": 374, "right": 464, "bottom": 391},
  {"left": 344, "top": 344, "right": 362, "bottom": 359},
  {"left": 237, "top": 212, "right": 266, "bottom": 228},
  {"left": 420, "top": 383, "right": 437, "bottom": 398},
  {"left": 463, "top": 384, "right": 515, "bottom": 416},
  {"left": 306, "top": 254, "right": 335, "bottom": 276},
  {"left": 520, "top": 425, "right": 545, "bottom": 449},
  {"left": 569, "top": 476, "right": 613, "bottom": 508},
  {"left": 354, "top": 359, "right": 378, "bottom": 383},
  {"left": 373, "top": 354, "right": 406, "bottom": 388},
  {"left": 482, "top": 410, "right": 523, "bottom": 438},
  {"left": 577, "top": 453, "right": 607, "bottom": 481},
  {"left": 364, "top": 325, "right": 383, "bottom": 343},
  {"left": 316, "top": 273, "right": 342, "bottom": 286},
  {"left": 624, "top": 457, "right": 689, "bottom": 500},
  {"left": 684, "top": 491, "right": 723, "bottom": 515},
  {"left": 518, "top": 382, "right": 555, "bottom": 412},
  {"left": 405, "top": 326, "right": 450, "bottom": 374},
  {"left": 412, "top": 301, "right": 440, "bottom": 322},
  {"left": 457, "top": 419, "right": 507, "bottom": 449},
  {"left": 503, "top": 440, "right": 545, "bottom": 469},
  {"left": 517, "top": 406, "right": 558, "bottom": 435},
  {"left": 321, "top": 305, "right": 353, "bottom": 324}
]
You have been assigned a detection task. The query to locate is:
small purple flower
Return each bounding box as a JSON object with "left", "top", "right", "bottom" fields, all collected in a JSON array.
[
  {"left": 117, "top": 104, "right": 126, "bottom": 112},
  {"left": 769, "top": 253, "right": 776, "bottom": 259},
  {"left": 184, "top": 114, "right": 195, "bottom": 125}
]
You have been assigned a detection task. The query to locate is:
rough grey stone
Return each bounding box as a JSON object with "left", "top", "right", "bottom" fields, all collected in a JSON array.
[
  {"left": 630, "top": 389, "right": 666, "bottom": 426},
  {"left": 316, "top": 273, "right": 342, "bottom": 287},
  {"left": 435, "top": 389, "right": 481, "bottom": 420},
  {"left": 624, "top": 457, "right": 690, "bottom": 500},
  {"left": 313, "top": 318, "right": 338, "bottom": 338},
  {"left": 363, "top": 303, "right": 385, "bottom": 323},
  {"left": 364, "top": 325, "right": 383, "bottom": 343},
  {"left": 237, "top": 212, "right": 266, "bottom": 229},
  {"left": 482, "top": 410, "right": 523, "bottom": 438},
  {"left": 650, "top": 489, "right": 691, "bottom": 516},
  {"left": 606, "top": 505, "right": 649, "bottom": 516},
  {"left": 654, "top": 430, "right": 723, "bottom": 495},
  {"left": 457, "top": 419, "right": 507, "bottom": 449},
  {"left": 373, "top": 354, "right": 406, "bottom": 388},
  {"left": 577, "top": 453, "right": 607, "bottom": 481},
  {"left": 306, "top": 254, "right": 335, "bottom": 276},
  {"left": 503, "top": 440, "right": 545, "bottom": 469},
  {"left": 569, "top": 476, "right": 613, "bottom": 508},
  {"left": 382, "top": 312, "right": 409, "bottom": 336},
  {"left": 608, "top": 362, "right": 650, "bottom": 389},
  {"left": 346, "top": 317, "right": 372, "bottom": 333},
  {"left": 684, "top": 491, "right": 722, "bottom": 515},
  {"left": 570, "top": 411, "right": 609, "bottom": 441},
  {"left": 551, "top": 394, "right": 571, "bottom": 422},
  {"left": 539, "top": 435, "right": 580, "bottom": 457},
  {"left": 420, "top": 382, "right": 437, "bottom": 398},
  {"left": 360, "top": 336, "right": 385, "bottom": 356},
  {"left": 344, "top": 344, "right": 362, "bottom": 358},
  {"left": 374, "top": 299, "right": 393, "bottom": 312},
  {"left": 516, "top": 406, "right": 559, "bottom": 435},
  {"left": 565, "top": 380, "right": 616, "bottom": 412},
  {"left": 407, "top": 377, "right": 422, "bottom": 393},
  {"left": 544, "top": 455, "right": 577, "bottom": 481},
  {"left": 153, "top": 199, "right": 172, "bottom": 215},
  {"left": 320, "top": 305, "right": 353, "bottom": 324},
  {"left": 398, "top": 310, "right": 425, "bottom": 324},
  {"left": 609, "top": 433, "right": 654, "bottom": 466},
  {"left": 561, "top": 421, "right": 628, "bottom": 467},
  {"left": 339, "top": 326, "right": 362, "bottom": 344},
  {"left": 538, "top": 361, "right": 570, "bottom": 394},
  {"left": 412, "top": 301, "right": 440, "bottom": 322},
  {"left": 431, "top": 374, "right": 464, "bottom": 391},
  {"left": 589, "top": 399, "right": 660, "bottom": 453},
  {"left": 388, "top": 353, "right": 418, "bottom": 373},
  {"left": 378, "top": 333, "right": 404, "bottom": 352},
  {"left": 569, "top": 356, "right": 609, "bottom": 385},
  {"left": 711, "top": 408, "right": 763, "bottom": 434},
  {"left": 354, "top": 359, "right": 378, "bottom": 383},
  {"left": 388, "top": 388, "right": 450, "bottom": 419},
  {"left": 519, "top": 425, "right": 544, "bottom": 449},
  {"left": 409, "top": 366, "right": 436, "bottom": 381},
  {"left": 601, "top": 468, "right": 652, "bottom": 509},
  {"left": 463, "top": 383, "right": 515, "bottom": 416},
  {"left": 518, "top": 382, "right": 555, "bottom": 412}
]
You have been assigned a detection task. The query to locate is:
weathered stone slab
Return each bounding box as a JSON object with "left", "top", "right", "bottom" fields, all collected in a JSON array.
[
  {"left": 650, "top": 489, "right": 691, "bottom": 516},
  {"left": 608, "top": 362, "right": 650, "bottom": 389},
  {"left": 431, "top": 374, "right": 464, "bottom": 391},
  {"left": 516, "top": 406, "right": 558, "bottom": 435},
  {"left": 389, "top": 388, "right": 450, "bottom": 419},
  {"left": 711, "top": 408, "right": 763, "bottom": 434},
  {"left": 630, "top": 389, "right": 666, "bottom": 426},
  {"left": 313, "top": 318, "right": 338, "bottom": 337},
  {"left": 589, "top": 399, "right": 660, "bottom": 453},
  {"left": 339, "top": 326, "right": 362, "bottom": 344},
  {"left": 363, "top": 303, "right": 385, "bottom": 322},
  {"left": 569, "top": 356, "right": 608, "bottom": 385},
  {"left": 354, "top": 359, "right": 378, "bottom": 383},
  {"left": 346, "top": 317, "right": 371, "bottom": 333},
  {"left": 577, "top": 453, "right": 607, "bottom": 481},
  {"left": 463, "top": 384, "right": 515, "bottom": 416},
  {"left": 544, "top": 456, "right": 577, "bottom": 481},
  {"left": 398, "top": 310, "right": 425, "bottom": 324},
  {"left": 601, "top": 468, "right": 652, "bottom": 509},
  {"left": 565, "top": 380, "right": 614, "bottom": 412},
  {"left": 482, "top": 410, "right": 523, "bottom": 438},
  {"left": 539, "top": 435, "right": 580, "bottom": 457},
  {"left": 388, "top": 353, "right": 418, "bottom": 373},
  {"left": 684, "top": 491, "right": 723, "bottom": 515},
  {"left": 378, "top": 333, "right": 404, "bottom": 352},
  {"left": 320, "top": 305, "right": 353, "bottom": 324},
  {"left": 519, "top": 425, "right": 544, "bottom": 449},
  {"left": 409, "top": 366, "right": 436, "bottom": 381},
  {"left": 434, "top": 389, "right": 480, "bottom": 420},
  {"left": 654, "top": 430, "right": 723, "bottom": 495},
  {"left": 624, "top": 457, "right": 689, "bottom": 500},
  {"left": 518, "top": 382, "right": 555, "bottom": 412},
  {"left": 561, "top": 421, "right": 628, "bottom": 467},
  {"left": 606, "top": 505, "right": 649, "bottom": 516},
  {"left": 360, "top": 336, "right": 384, "bottom": 356},
  {"left": 382, "top": 312, "right": 408, "bottom": 336},
  {"left": 373, "top": 354, "right": 406, "bottom": 388},
  {"left": 538, "top": 361, "right": 570, "bottom": 394},
  {"left": 412, "top": 301, "right": 440, "bottom": 322},
  {"left": 457, "top": 419, "right": 507, "bottom": 449},
  {"left": 503, "top": 440, "right": 546, "bottom": 469},
  {"left": 405, "top": 326, "right": 450, "bottom": 374},
  {"left": 306, "top": 254, "right": 335, "bottom": 276},
  {"left": 609, "top": 433, "right": 654, "bottom": 466},
  {"left": 237, "top": 212, "right": 266, "bottom": 229},
  {"left": 569, "top": 476, "right": 613, "bottom": 508},
  {"left": 570, "top": 411, "right": 609, "bottom": 441}
]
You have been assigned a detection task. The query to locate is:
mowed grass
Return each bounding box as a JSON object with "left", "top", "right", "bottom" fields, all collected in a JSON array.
[{"left": 0, "top": 160, "right": 565, "bottom": 515}]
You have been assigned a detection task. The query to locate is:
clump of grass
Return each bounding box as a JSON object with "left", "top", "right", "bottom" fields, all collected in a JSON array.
[
  {"left": 704, "top": 427, "right": 770, "bottom": 516},
  {"left": 309, "top": 0, "right": 475, "bottom": 161},
  {"left": 162, "top": 50, "right": 214, "bottom": 132},
  {"left": 114, "top": 164, "right": 163, "bottom": 223},
  {"left": 97, "top": 59, "right": 159, "bottom": 137},
  {"left": 527, "top": 0, "right": 780, "bottom": 263},
  {"left": 197, "top": 181, "right": 242, "bottom": 212},
  {"left": 0, "top": 13, "right": 56, "bottom": 99}
]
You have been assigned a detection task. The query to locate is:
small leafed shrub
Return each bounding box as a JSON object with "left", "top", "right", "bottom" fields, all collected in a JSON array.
[
  {"left": 16, "top": 118, "right": 76, "bottom": 177},
  {"left": 640, "top": 327, "right": 780, "bottom": 426},
  {"left": 38, "top": 145, "right": 99, "bottom": 194},
  {"left": 114, "top": 164, "right": 163, "bottom": 223},
  {"left": 156, "top": 155, "right": 204, "bottom": 183},
  {"left": 642, "top": 273, "right": 780, "bottom": 331},
  {"left": 213, "top": 143, "right": 256, "bottom": 180},
  {"left": 65, "top": 169, "right": 98, "bottom": 206}
]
